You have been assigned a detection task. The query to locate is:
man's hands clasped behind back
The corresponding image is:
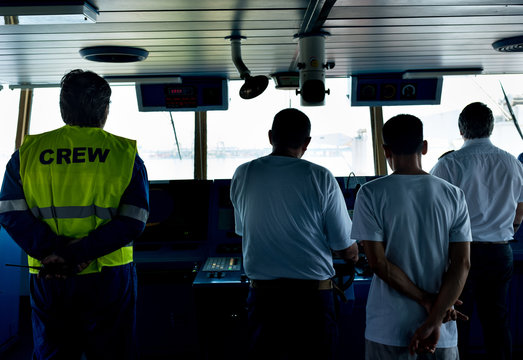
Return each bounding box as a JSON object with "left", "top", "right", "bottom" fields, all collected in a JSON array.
[{"left": 39, "top": 254, "right": 91, "bottom": 279}]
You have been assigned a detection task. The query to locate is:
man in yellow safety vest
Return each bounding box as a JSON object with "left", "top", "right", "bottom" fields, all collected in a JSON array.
[{"left": 0, "top": 69, "right": 149, "bottom": 360}]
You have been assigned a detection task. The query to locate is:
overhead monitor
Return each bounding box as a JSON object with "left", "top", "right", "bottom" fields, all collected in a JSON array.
[
  {"left": 350, "top": 74, "right": 442, "bottom": 106},
  {"left": 136, "top": 77, "right": 228, "bottom": 112}
]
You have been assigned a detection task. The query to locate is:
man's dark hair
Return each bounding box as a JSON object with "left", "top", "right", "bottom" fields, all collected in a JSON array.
[
  {"left": 458, "top": 102, "right": 494, "bottom": 139},
  {"left": 382, "top": 114, "right": 424, "bottom": 155},
  {"left": 60, "top": 69, "right": 111, "bottom": 127},
  {"left": 271, "top": 108, "right": 311, "bottom": 148}
]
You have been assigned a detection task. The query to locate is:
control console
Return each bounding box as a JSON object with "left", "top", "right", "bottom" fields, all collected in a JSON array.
[{"left": 193, "top": 256, "right": 248, "bottom": 287}]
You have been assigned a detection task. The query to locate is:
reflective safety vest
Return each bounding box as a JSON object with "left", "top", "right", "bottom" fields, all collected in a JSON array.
[{"left": 19, "top": 125, "right": 137, "bottom": 275}]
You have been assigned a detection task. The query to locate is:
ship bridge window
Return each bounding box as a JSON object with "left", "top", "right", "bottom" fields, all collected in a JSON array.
[
  {"left": 29, "top": 85, "right": 195, "bottom": 181},
  {"left": 382, "top": 75, "right": 523, "bottom": 173},
  {"left": 0, "top": 88, "right": 21, "bottom": 171},
  {"left": 207, "top": 78, "right": 374, "bottom": 179}
]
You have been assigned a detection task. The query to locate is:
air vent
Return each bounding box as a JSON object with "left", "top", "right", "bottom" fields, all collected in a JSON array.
[
  {"left": 79, "top": 46, "right": 148, "bottom": 62},
  {"left": 492, "top": 36, "right": 523, "bottom": 52}
]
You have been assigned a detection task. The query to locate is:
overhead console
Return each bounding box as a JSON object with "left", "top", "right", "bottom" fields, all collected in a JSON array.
[
  {"left": 350, "top": 73, "right": 442, "bottom": 106},
  {"left": 136, "top": 77, "right": 228, "bottom": 112}
]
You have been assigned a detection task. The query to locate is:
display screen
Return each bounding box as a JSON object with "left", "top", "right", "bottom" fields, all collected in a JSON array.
[
  {"left": 135, "top": 180, "right": 212, "bottom": 250},
  {"left": 136, "top": 77, "right": 228, "bottom": 112},
  {"left": 351, "top": 75, "right": 442, "bottom": 106},
  {"left": 164, "top": 85, "right": 197, "bottom": 108},
  {"left": 166, "top": 86, "right": 194, "bottom": 96}
]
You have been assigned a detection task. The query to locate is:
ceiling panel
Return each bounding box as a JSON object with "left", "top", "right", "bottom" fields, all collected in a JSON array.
[
  {"left": 0, "top": 1, "right": 522, "bottom": 85},
  {"left": 329, "top": 5, "right": 523, "bottom": 18}
]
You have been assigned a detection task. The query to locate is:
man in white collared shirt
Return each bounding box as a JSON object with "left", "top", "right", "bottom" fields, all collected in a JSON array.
[{"left": 431, "top": 102, "right": 523, "bottom": 360}]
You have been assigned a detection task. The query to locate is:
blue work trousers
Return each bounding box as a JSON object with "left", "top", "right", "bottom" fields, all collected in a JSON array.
[
  {"left": 30, "top": 263, "right": 137, "bottom": 360},
  {"left": 457, "top": 243, "right": 513, "bottom": 360},
  {"left": 246, "top": 285, "right": 338, "bottom": 360}
]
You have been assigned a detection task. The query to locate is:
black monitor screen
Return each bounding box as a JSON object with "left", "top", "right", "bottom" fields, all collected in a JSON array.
[{"left": 135, "top": 180, "right": 212, "bottom": 249}]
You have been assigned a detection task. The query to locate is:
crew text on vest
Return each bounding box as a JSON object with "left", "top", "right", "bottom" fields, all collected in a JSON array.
[{"left": 39, "top": 147, "right": 110, "bottom": 165}]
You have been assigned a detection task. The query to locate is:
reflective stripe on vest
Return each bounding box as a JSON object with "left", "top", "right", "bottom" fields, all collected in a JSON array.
[
  {"left": 0, "top": 199, "right": 29, "bottom": 213},
  {"left": 19, "top": 125, "right": 138, "bottom": 275},
  {"left": 28, "top": 204, "right": 149, "bottom": 223}
]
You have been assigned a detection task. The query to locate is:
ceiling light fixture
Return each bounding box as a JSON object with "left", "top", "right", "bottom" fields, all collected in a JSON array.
[
  {"left": 492, "top": 36, "right": 523, "bottom": 52},
  {"left": 79, "top": 46, "right": 149, "bottom": 63},
  {"left": 1, "top": 1, "right": 97, "bottom": 25},
  {"left": 226, "top": 35, "right": 269, "bottom": 100},
  {"left": 402, "top": 68, "right": 483, "bottom": 79},
  {"left": 271, "top": 72, "right": 300, "bottom": 90}
]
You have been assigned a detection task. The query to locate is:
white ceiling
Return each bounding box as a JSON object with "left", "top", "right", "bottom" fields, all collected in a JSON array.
[{"left": 1, "top": 0, "right": 523, "bottom": 85}]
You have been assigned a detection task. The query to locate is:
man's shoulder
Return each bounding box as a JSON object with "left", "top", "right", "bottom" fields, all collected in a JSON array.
[
  {"left": 438, "top": 150, "right": 455, "bottom": 160},
  {"left": 100, "top": 129, "right": 136, "bottom": 146},
  {"left": 304, "top": 159, "right": 333, "bottom": 174},
  {"left": 238, "top": 157, "right": 262, "bottom": 169},
  {"left": 231, "top": 158, "right": 260, "bottom": 180},
  {"left": 428, "top": 174, "right": 464, "bottom": 193},
  {"left": 470, "top": 143, "right": 523, "bottom": 170},
  {"left": 22, "top": 127, "right": 61, "bottom": 141},
  {"left": 358, "top": 175, "right": 385, "bottom": 190},
  {"left": 356, "top": 176, "right": 396, "bottom": 199},
  {"left": 362, "top": 174, "right": 462, "bottom": 194},
  {"left": 432, "top": 147, "right": 473, "bottom": 171}
]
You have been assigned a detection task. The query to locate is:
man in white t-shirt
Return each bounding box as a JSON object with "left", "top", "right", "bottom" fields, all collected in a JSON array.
[
  {"left": 351, "top": 114, "right": 472, "bottom": 359},
  {"left": 230, "top": 108, "right": 358, "bottom": 360}
]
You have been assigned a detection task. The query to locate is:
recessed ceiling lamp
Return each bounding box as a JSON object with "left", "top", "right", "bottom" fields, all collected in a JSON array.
[
  {"left": 492, "top": 36, "right": 523, "bottom": 52},
  {"left": 1, "top": 1, "right": 97, "bottom": 25},
  {"left": 79, "top": 46, "right": 149, "bottom": 63}
]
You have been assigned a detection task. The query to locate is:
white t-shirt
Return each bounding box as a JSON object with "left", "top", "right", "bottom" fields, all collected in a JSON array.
[
  {"left": 230, "top": 155, "right": 354, "bottom": 280},
  {"left": 431, "top": 138, "right": 523, "bottom": 243},
  {"left": 351, "top": 174, "right": 471, "bottom": 347}
]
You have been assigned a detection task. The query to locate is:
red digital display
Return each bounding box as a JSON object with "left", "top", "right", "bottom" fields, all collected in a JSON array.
[
  {"left": 164, "top": 85, "right": 197, "bottom": 108},
  {"left": 166, "top": 86, "right": 194, "bottom": 96}
]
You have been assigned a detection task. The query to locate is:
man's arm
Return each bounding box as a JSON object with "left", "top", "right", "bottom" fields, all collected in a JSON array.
[
  {"left": 0, "top": 151, "right": 70, "bottom": 259},
  {"left": 409, "top": 242, "right": 471, "bottom": 354},
  {"left": 513, "top": 202, "right": 523, "bottom": 233},
  {"left": 362, "top": 240, "right": 431, "bottom": 306},
  {"left": 52, "top": 155, "right": 149, "bottom": 266},
  {"left": 0, "top": 150, "right": 149, "bottom": 269},
  {"left": 333, "top": 242, "right": 359, "bottom": 263}
]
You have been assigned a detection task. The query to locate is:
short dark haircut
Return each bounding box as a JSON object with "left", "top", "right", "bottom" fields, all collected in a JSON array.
[
  {"left": 271, "top": 108, "right": 311, "bottom": 149},
  {"left": 458, "top": 102, "right": 494, "bottom": 139},
  {"left": 60, "top": 69, "right": 111, "bottom": 127},
  {"left": 382, "top": 114, "right": 424, "bottom": 155}
]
